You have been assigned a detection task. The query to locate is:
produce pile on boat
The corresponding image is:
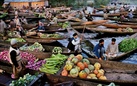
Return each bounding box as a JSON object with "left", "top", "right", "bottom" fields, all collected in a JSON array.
[
  {"left": 0, "top": 50, "right": 46, "bottom": 70},
  {"left": 61, "top": 54, "right": 107, "bottom": 80},
  {"left": 0, "top": 13, "right": 8, "bottom": 18},
  {"left": 40, "top": 53, "right": 67, "bottom": 74},
  {"left": 117, "top": 27, "right": 133, "bottom": 32},
  {"left": 58, "top": 22, "right": 70, "bottom": 29},
  {"left": 52, "top": 47, "right": 62, "bottom": 53},
  {"left": 6, "top": 38, "right": 26, "bottom": 42},
  {"left": 119, "top": 38, "right": 137, "bottom": 52},
  {"left": 9, "top": 73, "right": 37, "bottom": 86},
  {"left": 38, "top": 33, "right": 62, "bottom": 38},
  {"left": 20, "top": 42, "right": 45, "bottom": 51}
]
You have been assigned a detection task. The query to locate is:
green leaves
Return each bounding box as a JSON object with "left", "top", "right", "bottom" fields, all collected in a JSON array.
[
  {"left": 9, "top": 73, "right": 37, "bottom": 86},
  {"left": 119, "top": 38, "right": 137, "bottom": 52}
]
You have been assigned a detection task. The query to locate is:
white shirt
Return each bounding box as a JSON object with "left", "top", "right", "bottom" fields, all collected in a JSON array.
[{"left": 72, "top": 38, "right": 80, "bottom": 45}]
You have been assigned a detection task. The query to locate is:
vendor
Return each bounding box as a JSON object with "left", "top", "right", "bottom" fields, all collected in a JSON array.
[
  {"left": 8, "top": 39, "right": 27, "bottom": 79},
  {"left": 37, "top": 21, "right": 45, "bottom": 31},
  {"left": 15, "top": 25, "right": 25, "bottom": 37},
  {"left": 67, "top": 33, "right": 82, "bottom": 55}
]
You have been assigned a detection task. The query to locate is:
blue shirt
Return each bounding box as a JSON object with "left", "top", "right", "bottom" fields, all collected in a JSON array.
[
  {"left": 93, "top": 43, "right": 105, "bottom": 58},
  {"left": 37, "top": 26, "right": 45, "bottom": 31}
]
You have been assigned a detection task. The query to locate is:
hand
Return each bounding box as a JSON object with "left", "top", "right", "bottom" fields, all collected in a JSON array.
[
  {"left": 17, "top": 66, "right": 20, "bottom": 69},
  {"left": 99, "top": 58, "right": 102, "bottom": 60}
]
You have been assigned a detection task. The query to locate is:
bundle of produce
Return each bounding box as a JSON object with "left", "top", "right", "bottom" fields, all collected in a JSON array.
[
  {"left": 20, "top": 42, "right": 45, "bottom": 52},
  {"left": 52, "top": 47, "right": 62, "bottom": 53},
  {"left": 126, "top": 27, "right": 133, "bottom": 32},
  {"left": 0, "top": 51, "right": 45, "bottom": 70},
  {"left": 58, "top": 22, "right": 70, "bottom": 29},
  {"left": 6, "top": 38, "right": 26, "bottom": 42},
  {"left": 40, "top": 53, "right": 67, "bottom": 74},
  {"left": 0, "top": 13, "right": 8, "bottom": 18},
  {"left": 61, "top": 54, "right": 107, "bottom": 80},
  {"left": 9, "top": 73, "right": 37, "bottom": 86},
  {"left": 39, "top": 33, "right": 62, "bottom": 38},
  {"left": 119, "top": 38, "right": 137, "bottom": 52},
  {"left": 26, "top": 58, "right": 46, "bottom": 71}
]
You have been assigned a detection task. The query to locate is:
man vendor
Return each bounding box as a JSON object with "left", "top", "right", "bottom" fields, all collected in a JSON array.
[
  {"left": 67, "top": 33, "right": 82, "bottom": 55},
  {"left": 105, "top": 38, "right": 119, "bottom": 59},
  {"left": 9, "top": 39, "right": 27, "bottom": 79},
  {"left": 93, "top": 39, "right": 106, "bottom": 60}
]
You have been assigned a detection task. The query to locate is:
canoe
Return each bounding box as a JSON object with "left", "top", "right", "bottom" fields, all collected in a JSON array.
[
  {"left": 0, "top": 65, "right": 105, "bottom": 86},
  {"left": 57, "top": 57, "right": 137, "bottom": 85},
  {"left": 101, "top": 23, "right": 137, "bottom": 29},
  {"left": 91, "top": 12, "right": 128, "bottom": 17},
  {"left": 117, "top": 22, "right": 137, "bottom": 25},
  {"left": 25, "top": 37, "right": 57, "bottom": 43},
  {"left": 72, "top": 25, "right": 98, "bottom": 30},
  {"left": 85, "top": 58, "right": 137, "bottom": 85},
  {"left": 81, "top": 33, "right": 137, "bottom": 61},
  {"left": 86, "top": 27, "right": 137, "bottom": 35}
]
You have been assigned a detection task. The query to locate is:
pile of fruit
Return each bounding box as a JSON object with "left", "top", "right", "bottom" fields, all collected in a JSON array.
[
  {"left": 9, "top": 73, "right": 37, "bottom": 86},
  {"left": 6, "top": 38, "right": 26, "bottom": 42},
  {"left": 52, "top": 47, "right": 62, "bottom": 53},
  {"left": 20, "top": 42, "right": 45, "bottom": 52},
  {"left": 61, "top": 54, "right": 107, "bottom": 80},
  {"left": 39, "top": 33, "right": 62, "bottom": 38},
  {"left": 119, "top": 38, "right": 137, "bottom": 52},
  {"left": 40, "top": 53, "right": 67, "bottom": 74}
]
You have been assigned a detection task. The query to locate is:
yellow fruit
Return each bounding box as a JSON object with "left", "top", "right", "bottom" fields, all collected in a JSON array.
[
  {"left": 87, "top": 75, "right": 92, "bottom": 79},
  {"left": 89, "top": 74, "right": 96, "bottom": 78},
  {"left": 94, "top": 62, "right": 101, "bottom": 70},
  {"left": 99, "top": 76, "right": 107, "bottom": 80},
  {"left": 64, "top": 64, "right": 72, "bottom": 71},
  {"left": 92, "top": 76, "right": 98, "bottom": 79},
  {"left": 98, "top": 69, "right": 105, "bottom": 75}
]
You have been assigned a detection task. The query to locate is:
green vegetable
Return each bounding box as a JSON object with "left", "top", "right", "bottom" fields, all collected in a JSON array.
[
  {"left": 52, "top": 47, "right": 62, "bottom": 53},
  {"left": 40, "top": 53, "right": 67, "bottom": 74},
  {"left": 20, "top": 42, "right": 44, "bottom": 51},
  {"left": 9, "top": 73, "right": 37, "bottom": 86},
  {"left": 119, "top": 38, "right": 137, "bottom": 52},
  {"left": 40, "top": 33, "right": 62, "bottom": 38},
  {"left": 6, "top": 38, "right": 26, "bottom": 42}
]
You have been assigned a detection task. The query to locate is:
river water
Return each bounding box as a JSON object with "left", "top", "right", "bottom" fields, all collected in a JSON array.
[{"left": 57, "top": 6, "right": 137, "bottom": 64}]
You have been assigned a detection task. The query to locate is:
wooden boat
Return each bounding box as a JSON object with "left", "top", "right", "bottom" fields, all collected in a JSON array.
[
  {"left": 91, "top": 12, "right": 128, "bottom": 17},
  {"left": 85, "top": 58, "right": 137, "bottom": 85},
  {"left": 72, "top": 25, "right": 98, "bottom": 30},
  {"left": 0, "top": 64, "right": 105, "bottom": 86},
  {"left": 56, "top": 57, "right": 137, "bottom": 85},
  {"left": 81, "top": 33, "right": 137, "bottom": 61},
  {"left": 86, "top": 27, "right": 137, "bottom": 35},
  {"left": 117, "top": 22, "right": 137, "bottom": 25},
  {"left": 101, "top": 23, "right": 137, "bottom": 29}
]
